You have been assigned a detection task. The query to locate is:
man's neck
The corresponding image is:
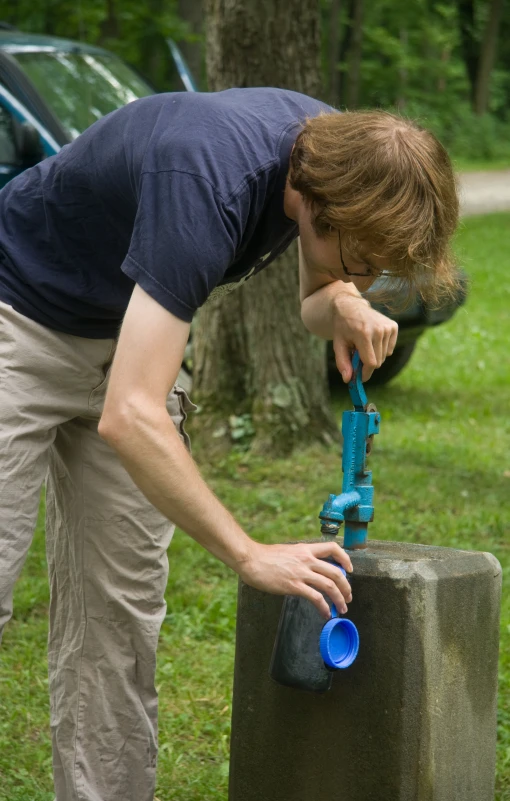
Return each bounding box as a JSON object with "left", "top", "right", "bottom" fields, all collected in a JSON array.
[{"left": 283, "top": 177, "right": 303, "bottom": 223}]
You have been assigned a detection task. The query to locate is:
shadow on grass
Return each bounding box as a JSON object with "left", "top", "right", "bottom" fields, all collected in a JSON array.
[
  {"left": 375, "top": 442, "right": 510, "bottom": 496},
  {"left": 331, "top": 380, "right": 506, "bottom": 418}
]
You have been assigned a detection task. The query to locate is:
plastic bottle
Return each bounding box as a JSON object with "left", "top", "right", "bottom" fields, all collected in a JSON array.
[{"left": 269, "top": 563, "right": 359, "bottom": 693}]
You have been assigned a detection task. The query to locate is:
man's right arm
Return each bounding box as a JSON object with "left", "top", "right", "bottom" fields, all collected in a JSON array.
[
  {"left": 298, "top": 239, "right": 398, "bottom": 383},
  {"left": 98, "top": 284, "right": 353, "bottom": 619}
]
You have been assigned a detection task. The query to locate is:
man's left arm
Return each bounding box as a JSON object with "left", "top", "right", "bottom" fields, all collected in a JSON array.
[{"left": 298, "top": 240, "right": 398, "bottom": 383}]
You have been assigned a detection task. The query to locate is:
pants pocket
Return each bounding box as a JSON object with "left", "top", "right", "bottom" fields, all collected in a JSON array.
[
  {"left": 168, "top": 385, "right": 197, "bottom": 452},
  {"left": 87, "top": 340, "right": 118, "bottom": 415}
]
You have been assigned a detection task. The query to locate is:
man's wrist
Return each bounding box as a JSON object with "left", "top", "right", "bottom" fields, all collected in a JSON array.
[
  {"left": 301, "top": 280, "right": 370, "bottom": 340},
  {"left": 329, "top": 282, "right": 370, "bottom": 317},
  {"left": 332, "top": 280, "right": 363, "bottom": 298},
  {"left": 222, "top": 530, "right": 258, "bottom": 574}
]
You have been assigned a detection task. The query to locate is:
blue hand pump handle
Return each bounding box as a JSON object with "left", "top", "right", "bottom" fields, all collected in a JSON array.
[{"left": 319, "top": 351, "right": 381, "bottom": 549}]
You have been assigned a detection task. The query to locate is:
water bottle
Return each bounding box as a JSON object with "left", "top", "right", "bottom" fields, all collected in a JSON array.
[{"left": 269, "top": 562, "right": 359, "bottom": 693}]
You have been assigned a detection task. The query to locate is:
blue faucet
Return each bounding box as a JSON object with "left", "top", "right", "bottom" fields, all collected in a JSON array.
[{"left": 319, "top": 351, "right": 381, "bottom": 550}]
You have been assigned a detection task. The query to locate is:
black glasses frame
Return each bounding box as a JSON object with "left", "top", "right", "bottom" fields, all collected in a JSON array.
[{"left": 338, "top": 232, "right": 376, "bottom": 277}]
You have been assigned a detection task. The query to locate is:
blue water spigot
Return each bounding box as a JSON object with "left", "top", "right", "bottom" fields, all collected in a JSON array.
[{"left": 319, "top": 351, "right": 381, "bottom": 549}]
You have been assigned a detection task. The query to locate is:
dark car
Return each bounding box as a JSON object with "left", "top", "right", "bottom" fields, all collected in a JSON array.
[
  {"left": 0, "top": 28, "right": 466, "bottom": 385},
  {"left": 0, "top": 29, "right": 160, "bottom": 182},
  {"left": 348, "top": 281, "right": 467, "bottom": 386}
]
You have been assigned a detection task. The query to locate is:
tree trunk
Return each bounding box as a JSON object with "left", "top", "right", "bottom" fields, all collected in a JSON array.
[
  {"left": 437, "top": 46, "right": 450, "bottom": 94},
  {"left": 345, "top": 0, "right": 363, "bottom": 108},
  {"left": 98, "top": 0, "right": 120, "bottom": 46},
  {"left": 177, "top": 0, "right": 204, "bottom": 89},
  {"left": 191, "top": 0, "right": 339, "bottom": 457},
  {"left": 139, "top": 0, "right": 165, "bottom": 88},
  {"left": 328, "top": 0, "right": 342, "bottom": 106},
  {"left": 337, "top": 0, "right": 354, "bottom": 106},
  {"left": 397, "top": 27, "right": 408, "bottom": 110},
  {"left": 474, "top": 0, "right": 504, "bottom": 115},
  {"left": 457, "top": 0, "right": 479, "bottom": 107}
]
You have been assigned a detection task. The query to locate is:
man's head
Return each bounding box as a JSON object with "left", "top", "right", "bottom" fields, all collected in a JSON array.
[{"left": 288, "top": 110, "right": 460, "bottom": 304}]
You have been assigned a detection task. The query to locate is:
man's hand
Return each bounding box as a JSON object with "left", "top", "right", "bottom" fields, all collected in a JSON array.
[
  {"left": 238, "top": 540, "right": 353, "bottom": 620},
  {"left": 298, "top": 240, "right": 399, "bottom": 383},
  {"left": 331, "top": 291, "right": 398, "bottom": 383}
]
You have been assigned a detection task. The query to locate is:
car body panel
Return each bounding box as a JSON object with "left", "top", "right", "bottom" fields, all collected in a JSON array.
[
  {"left": 0, "top": 31, "right": 116, "bottom": 57},
  {"left": 0, "top": 29, "right": 157, "bottom": 187},
  {"left": 0, "top": 81, "right": 59, "bottom": 188},
  {"left": 0, "top": 82, "right": 59, "bottom": 154}
]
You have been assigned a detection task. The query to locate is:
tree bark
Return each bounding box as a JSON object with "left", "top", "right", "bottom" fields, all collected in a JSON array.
[
  {"left": 437, "top": 46, "right": 450, "bottom": 94},
  {"left": 457, "top": 0, "right": 479, "bottom": 107},
  {"left": 98, "top": 0, "right": 120, "bottom": 46},
  {"left": 328, "top": 0, "right": 342, "bottom": 106},
  {"left": 474, "top": 0, "right": 504, "bottom": 114},
  {"left": 336, "top": 0, "right": 354, "bottom": 106},
  {"left": 397, "top": 27, "right": 408, "bottom": 110},
  {"left": 191, "top": 0, "right": 339, "bottom": 457},
  {"left": 139, "top": 0, "right": 165, "bottom": 88},
  {"left": 345, "top": 0, "right": 363, "bottom": 108},
  {"left": 177, "top": 0, "right": 204, "bottom": 89}
]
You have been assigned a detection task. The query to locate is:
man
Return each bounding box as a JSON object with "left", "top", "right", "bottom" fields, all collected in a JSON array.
[{"left": 0, "top": 88, "right": 458, "bottom": 800}]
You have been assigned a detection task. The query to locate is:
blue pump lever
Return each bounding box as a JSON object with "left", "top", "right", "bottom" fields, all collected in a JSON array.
[{"left": 347, "top": 350, "right": 368, "bottom": 411}]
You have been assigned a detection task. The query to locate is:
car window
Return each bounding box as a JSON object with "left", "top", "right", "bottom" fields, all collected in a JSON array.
[
  {"left": 0, "top": 103, "right": 18, "bottom": 164},
  {"left": 11, "top": 51, "right": 154, "bottom": 139}
]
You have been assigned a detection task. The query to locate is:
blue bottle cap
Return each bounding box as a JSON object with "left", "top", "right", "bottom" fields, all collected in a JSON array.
[
  {"left": 319, "top": 564, "right": 358, "bottom": 669},
  {"left": 320, "top": 617, "right": 359, "bottom": 669}
]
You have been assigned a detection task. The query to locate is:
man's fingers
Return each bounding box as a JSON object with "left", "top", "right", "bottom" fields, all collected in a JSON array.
[
  {"left": 305, "top": 574, "right": 349, "bottom": 615},
  {"left": 333, "top": 339, "right": 353, "bottom": 383},
  {"left": 347, "top": 330, "right": 378, "bottom": 381},
  {"left": 381, "top": 328, "right": 391, "bottom": 360},
  {"left": 371, "top": 333, "right": 384, "bottom": 372},
  {"left": 359, "top": 340, "right": 377, "bottom": 382},
  {"left": 334, "top": 334, "right": 380, "bottom": 383},
  {"left": 388, "top": 323, "right": 399, "bottom": 355},
  {"left": 362, "top": 320, "right": 399, "bottom": 380},
  {"left": 380, "top": 321, "right": 398, "bottom": 362},
  {"left": 308, "top": 541, "right": 353, "bottom": 573},
  {"left": 297, "top": 584, "right": 335, "bottom": 621},
  {"left": 313, "top": 560, "right": 353, "bottom": 602}
]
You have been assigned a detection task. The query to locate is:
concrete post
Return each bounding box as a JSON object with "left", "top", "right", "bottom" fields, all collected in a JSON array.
[{"left": 228, "top": 541, "right": 502, "bottom": 801}]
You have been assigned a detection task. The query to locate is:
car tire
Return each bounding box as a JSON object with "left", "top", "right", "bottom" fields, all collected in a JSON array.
[{"left": 366, "top": 342, "right": 417, "bottom": 385}]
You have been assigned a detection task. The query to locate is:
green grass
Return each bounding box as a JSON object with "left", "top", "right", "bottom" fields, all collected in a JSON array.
[
  {"left": 454, "top": 158, "right": 510, "bottom": 173},
  {"left": 1, "top": 212, "right": 509, "bottom": 800}
]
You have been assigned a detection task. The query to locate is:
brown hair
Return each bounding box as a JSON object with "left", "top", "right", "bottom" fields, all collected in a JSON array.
[{"left": 289, "top": 110, "right": 461, "bottom": 307}]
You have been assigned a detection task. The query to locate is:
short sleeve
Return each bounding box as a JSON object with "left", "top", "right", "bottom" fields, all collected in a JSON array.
[{"left": 121, "top": 170, "right": 242, "bottom": 321}]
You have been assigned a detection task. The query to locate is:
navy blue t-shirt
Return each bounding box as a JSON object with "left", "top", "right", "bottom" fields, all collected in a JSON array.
[{"left": 0, "top": 88, "right": 332, "bottom": 338}]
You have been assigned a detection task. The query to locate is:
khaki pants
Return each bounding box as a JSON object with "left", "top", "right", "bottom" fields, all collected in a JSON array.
[{"left": 0, "top": 300, "right": 195, "bottom": 801}]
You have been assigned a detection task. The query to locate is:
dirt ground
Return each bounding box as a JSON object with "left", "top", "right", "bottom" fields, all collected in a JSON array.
[{"left": 459, "top": 170, "right": 510, "bottom": 217}]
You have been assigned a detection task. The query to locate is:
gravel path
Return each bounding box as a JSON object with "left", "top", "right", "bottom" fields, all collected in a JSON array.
[{"left": 459, "top": 170, "right": 510, "bottom": 217}]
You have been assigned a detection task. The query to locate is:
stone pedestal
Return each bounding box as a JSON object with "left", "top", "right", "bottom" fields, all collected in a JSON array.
[{"left": 228, "top": 542, "right": 502, "bottom": 801}]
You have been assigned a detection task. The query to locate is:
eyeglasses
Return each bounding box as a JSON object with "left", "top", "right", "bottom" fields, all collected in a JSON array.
[{"left": 338, "top": 232, "right": 377, "bottom": 277}]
